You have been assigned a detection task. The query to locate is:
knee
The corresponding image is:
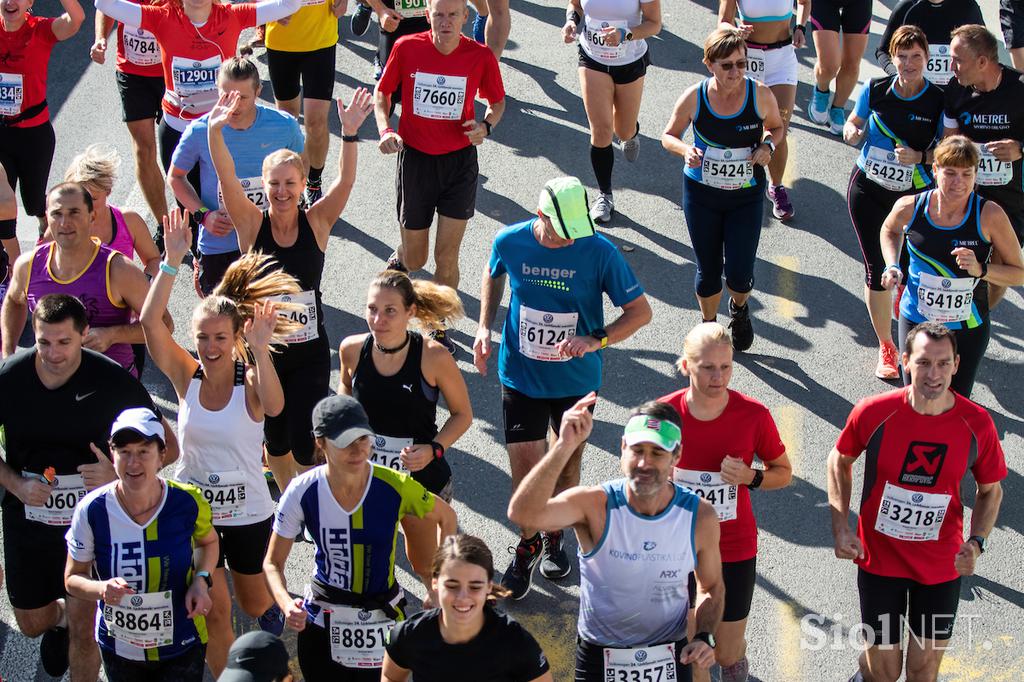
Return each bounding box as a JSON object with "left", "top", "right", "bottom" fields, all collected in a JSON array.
[
  {"left": 206, "top": 594, "right": 234, "bottom": 625},
  {"left": 816, "top": 58, "right": 841, "bottom": 80},
  {"left": 13, "top": 611, "right": 51, "bottom": 638},
  {"left": 305, "top": 112, "right": 329, "bottom": 136},
  {"left": 866, "top": 653, "right": 903, "bottom": 682},
  {"left": 402, "top": 246, "right": 429, "bottom": 271},
  {"left": 590, "top": 128, "right": 614, "bottom": 148}
]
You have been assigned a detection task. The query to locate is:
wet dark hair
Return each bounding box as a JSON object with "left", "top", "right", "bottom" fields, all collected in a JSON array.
[
  {"left": 431, "top": 534, "right": 512, "bottom": 603},
  {"left": 32, "top": 294, "right": 89, "bottom": 334}
]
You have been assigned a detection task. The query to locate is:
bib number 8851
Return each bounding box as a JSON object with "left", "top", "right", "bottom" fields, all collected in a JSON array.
[{"left": 332, "top": 626, "right": 388, "bottom": 649}]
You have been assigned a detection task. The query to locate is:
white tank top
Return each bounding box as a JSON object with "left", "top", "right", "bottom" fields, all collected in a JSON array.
[
  {"left": 737, "top": 0, "right": 794, "bottom": 23},
  {"left": 578, "top": 480, "right": 698, "bottom": 647},
  {"left": 579, "top": 0, "right": 652, "bottom": 66},
  {"left": 174, "top": 362, "right": 273, "bottom": 527}
]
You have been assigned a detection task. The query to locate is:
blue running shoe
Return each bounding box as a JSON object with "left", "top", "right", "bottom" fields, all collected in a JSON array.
[
  {"left": 472, "top": 12, "right": 487, "bottom": 44},
  {"left": 829, "top": 106, "right": 845, "bottom": 135},
  {"left": 807, "top": 87, "right": 830, "bottom": 125}
]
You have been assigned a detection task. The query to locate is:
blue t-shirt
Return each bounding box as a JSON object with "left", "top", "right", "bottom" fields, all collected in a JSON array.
[
  {"left": 171, "top": 104, "right": 304, "bottom": 255},
  {"left": 490, "top": 220, "right": 643, "bottom": 399}
]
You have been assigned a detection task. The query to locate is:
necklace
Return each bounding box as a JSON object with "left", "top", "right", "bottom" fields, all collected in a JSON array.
[
  {"left": 375, "top": 331, "right": 411, "bottom": 354},
  {"left": 115, "top": 481, "right": 164, "bottom": 525}
]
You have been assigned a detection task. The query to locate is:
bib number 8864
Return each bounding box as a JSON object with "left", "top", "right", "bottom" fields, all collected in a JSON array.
[{"left": 109, "top": 610, "right": 162, "bottom": 632}]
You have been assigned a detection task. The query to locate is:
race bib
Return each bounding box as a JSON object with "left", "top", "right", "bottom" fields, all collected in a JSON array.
[
  {"left": 171, "top": 55, "right": 220, "bottom": 97},
  {"left": 916, "top": 272, "right": 975, "bottom": 323},
  {"left": 745, "top": 47, "right": 766, "bottom": 83},
  {"left": 673, "top": 468, "right": 737, "bottom": 522},
  {"left": 864, "top": 146, "right": 914, "bottom": 192},
  {"left": 326, "top": 606, "right": 395, "bottom": 668},
  {"left": 190, "top": 470, "right": 246, "bottom": 521},
  {"left": 269, "top": 290, "right": 319, "bottom": 344},
  {"left": 394, "top": 0, "right": 428, "bottom": 18},
  {"left": 518, "top": 305, "right": 578, "bottom": 362},
  {"left": 122, "top": 25, "right": 161, "bottom": 67},
  {"left": 103, "top": 592, "right": 174, "bottom": 649},
  {"left": 412, "top": 72, "right": 466, "bottom": 120},
  {"left": 581, "top": 19, "right": 628, "bottom": 62},
  {"left": 976, "top": 148, "right": 1012, "bottom": 187},
  {"left": 24, "top": 473, "right": 86, "bottom": 526},
  {"left": 926, "top": 44, "right": 952, "bottom": 85},
  {"left": 0, "top": 73, "right": 24, "bottom": 117},
  {"left": 369, "top": 434, "right": 413, "bottom": 474},
  {"left": 700, "top": 146, "right": 753, "bottom": 190},
  {"left": 218, "top": 176, "right": 267, "bottom": 211},
  {"left": 604, "top": 644, "right": 677, "bottom": 682},
  {"left": 874, "top": 482, "right": 951, "bottom": 542}
]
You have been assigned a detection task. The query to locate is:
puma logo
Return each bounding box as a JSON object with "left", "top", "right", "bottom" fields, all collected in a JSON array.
[{"left": 402, "top": 384, "right": 413, "bottom": 392}]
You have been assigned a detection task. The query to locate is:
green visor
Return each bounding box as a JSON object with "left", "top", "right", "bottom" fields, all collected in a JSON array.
[
  {"left": 623, "top": 415, "right": 682, "bottom": 452},
  {"left": 538, "top": 177, "right": 596, "bottom": 240}
]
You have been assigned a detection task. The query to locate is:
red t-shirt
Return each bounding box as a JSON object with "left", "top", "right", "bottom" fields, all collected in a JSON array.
[
  {"left": 0, "top": 15, "right": 58, "bottom": 128},
  {"left": 140, "top": 2, "right": 257, "bottom": 120},
  {"left": 115, "top": 0, "right": 164, "bottom": 78},
  {"left": 377, "top": 32, "right": 505, "bottom": 156},
  {"left": 835, "top": 388, "right": 1006, "bottom": 585},
  {"left": 659, "top": 388, "right": 786, "bottom": 563}
]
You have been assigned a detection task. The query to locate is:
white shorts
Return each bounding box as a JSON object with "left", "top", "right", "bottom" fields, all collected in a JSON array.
[{"left": 745, "top": 41, "right": 797, "bottom": 88}]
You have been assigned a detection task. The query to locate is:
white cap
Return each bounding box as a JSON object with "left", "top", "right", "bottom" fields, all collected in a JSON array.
[{"left": 110, "top": 407, "right": 165, "bottom": 443}]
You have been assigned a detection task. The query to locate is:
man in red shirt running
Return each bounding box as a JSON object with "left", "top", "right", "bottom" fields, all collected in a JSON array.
[
  {"left": 374, "top": 0, "right": 505, "bottom": 352},
  {"left": 828, "top": 321, "right": 1006, "bottom": 682}
]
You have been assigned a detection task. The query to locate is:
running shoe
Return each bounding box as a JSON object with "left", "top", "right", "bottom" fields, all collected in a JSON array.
[
  {"left": 539, "top": 530, "right": 572, "bottom": 580},
  {"left": 828, "top": 107, "right": 845, "bottom": 136},
  {"left": 385, "top": 250, "right": 408, "bottom": 273},
  {"left": 472, "top": 12, "right": 487, "bottom": 44},
  {"left": 257, "top": 603, "right": 286, "bottom": 636},
  {"left": 806, "top": 87, "right": 830, "bottom": 125},
  {"left": 500, "top": 535, "right": 543, "bottom": 600},
  {"left": 247, "top": 24, "right": 265, "bottom": 49},
  {"left": 875, "top": 341, "right": 900, "bottom": 380},
  {"left": 590, "top": 191, "right": 614, "bottom": 224},
  {"left": 766, "top": 184, "right": 794, "bottom": 221},
  {"left": 429, "top": 328, "right": 457, "bottom": 355},
  {"left": 728, "top": 299, "right": 754, "bottom": 352},
  {"left": 621, "top": 133, "right": 640, "bottom": 163},
  {"left": 303, "top": 180, "right": 323, "bottom": 208},
  {"left": 350, "top": 2, "right": 373, "bottom": 37},
  {"left": 373, "top": 55, "right": 383, "bottom": 81},
  {"left": 39, "top": 626, "right": 70, "bottom": 678}
]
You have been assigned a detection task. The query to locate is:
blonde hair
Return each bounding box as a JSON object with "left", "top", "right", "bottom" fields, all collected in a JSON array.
[
  {"left": 704, "top": 27, "right": 747, "bottom": 64},
  {"left": 933, "top": 135, "right": 980, "bottom": 169},
  {"left": 676, "top": 322, "right": 732, "bottom": 373},
  {"left": 64, "top": 145, "right": 121, "bottom": 196},
  {"left": 370, "top": 270, "right": 464, "bottom": 332},
  {"left": 262, "top": 149, "right": 306, "bottom": 182},
  {"left": 194, "top": 251, "right": 304, "bottom": 360}
]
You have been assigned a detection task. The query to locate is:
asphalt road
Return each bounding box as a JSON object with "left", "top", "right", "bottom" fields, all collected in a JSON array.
[{"left": 0, "top": 0, "right": 1021, "bottom": 680}]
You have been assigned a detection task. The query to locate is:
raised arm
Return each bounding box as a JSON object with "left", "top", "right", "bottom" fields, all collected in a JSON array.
[
  {"left": 207, "top": 92, "right": 263, "bottom": 249},
  {"left": 93, "top": 0, "right": 142, "bottom": 28},
  {"left": 52, "top": 0, "right": 85, "bottom": 41},
  {"left": 255, "top": 0, "right": 303, "bottom": 25},
  {"left": 243, "top": 301, "right": 286, "bottom": 419}
]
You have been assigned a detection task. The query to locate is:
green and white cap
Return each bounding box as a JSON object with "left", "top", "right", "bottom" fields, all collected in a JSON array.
[
  {"left": 623, "top": 414, "right": 682, "bottom": 451},
  {"left": 538, "top": 176, "right": 596, "bottom": 240}
]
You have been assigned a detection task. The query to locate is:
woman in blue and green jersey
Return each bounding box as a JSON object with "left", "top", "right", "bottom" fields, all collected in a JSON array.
[
  {"left": 263, "top": 394, "right": 457, "bottom": 682},
  {"left": 65, "top": 407, "right": 218, "bottom": 681}
]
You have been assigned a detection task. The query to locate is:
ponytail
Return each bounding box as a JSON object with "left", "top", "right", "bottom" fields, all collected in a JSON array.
[{"left": 370, "top": 270, "right": 464, "bottom": 332}]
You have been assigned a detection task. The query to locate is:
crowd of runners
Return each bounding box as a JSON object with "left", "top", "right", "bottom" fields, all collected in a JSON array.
[{"left": 0, "top": 0, "right": 1019, "bottom": 680}]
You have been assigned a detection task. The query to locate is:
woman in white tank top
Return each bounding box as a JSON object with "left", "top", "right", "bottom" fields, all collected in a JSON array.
[{"left": 140, "top": 210, "right": 302, "bottom": 677}]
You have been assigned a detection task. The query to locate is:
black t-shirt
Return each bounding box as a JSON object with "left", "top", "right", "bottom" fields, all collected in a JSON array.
[
  {"left": 0, "top": 349, "right": 155, "bottom": 529},
  {"left": 876, "top": 0, "right": 984, "bottom": 74},
  {"left": 385, "top": 607, "right": 550, "bottom": 682}
]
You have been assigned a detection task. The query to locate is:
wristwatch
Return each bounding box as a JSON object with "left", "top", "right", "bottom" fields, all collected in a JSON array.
[
  {"left": 694, "top": 631, "right": 716, "bottom": 649},
  {"left": 968, "top": 535, "right": 986, "bottom": 554},
  {"left": 191, "top": 208, "right": 209, "bottom": 227},
  {"left": 591, "top": 328, "right": 609, "bottom": 349},
  {"left": 195, "top": 570, "right": 213, "bottom": 589},
  {"left": 431, "top": 441, "right": 446, "bottom": 460},
  {"left": 748, "top": 469, "right": 765, "bottom": 489},
  {"left": 761, "top": 137, "right": 776, "bottom": 155}
]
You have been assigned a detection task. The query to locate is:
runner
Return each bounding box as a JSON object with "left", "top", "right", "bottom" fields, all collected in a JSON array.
[
  {"left": 0, "top": 293, "right": 172, "bottom": 680},
  {"left": 719, "top": 0, "right": 810, "bottom": 221},
  {"left": 91, "top": 0, "right": 169, "bottom": 227},
  {"left": 467, "top": 0, "right": 510, "bottom": 57},
  {"left": 170, "top": 55, "right": 304, "bottom": 297},
  {"left": 207, "top": 87, "right": 372, "bottom": 492},
  {"left": 356, "top": 0, "right": 430, "bottom": 90},
  {"left": 806, "top": 0, "right": 871, "bottom": 134},
  {"left": 1000, "top": 0, "right": 1024, "bottom": 71},
  {"left": 560, "top": 0, "right": 661, "bottom": 223},
  {"left": 879, "top": 135, "right": 1024, "bottom": 398},
  {"left": 658, "top": 322, "right": 792, "bottom": 682},
  {"left": 943, "top": 24, "right": 1024, "bottom": 244},
  {"left": 374, "top": 0, "right": 505, "bottom": 339},
  {"left": 843, "top": 25, "right": 944, "bottom": 380},
  {"left": 381, "top": 534, "right": 553, "bottom": 682},
  {"left": 220, "top": 631, "right": 294, "bottom": 682},
  {"left": 1, "top": 183, "right": 162, "bottom": 376},
  {"left": 141, "top": 210, "right": 301, "bottom": 676},
  {"left": 875, "top": 0, "right": 983, "bottom": 85},
  {"left": 0, "top": 0, "right": 84, "bottom": 234},
  {"left": 65, "top": 407, "right": 217, "bottom": 682},
  {"left": 661, "top": 27, "right": 784, "bottom": 350},
  {"left": 265, "top": 0, "right": 347, "bottom": 206},
  {"left": 339, "top": 269, "right": 471, "bottom": 577},
  {"left": 263, "top": 394, "right": 458, "bottom": 682},
  {"left": 827, "top": 321, "right": 1006, "bottom": 682},
  {"left": 473, "top": 176, "right": 652, "bottom": 599},
  {"left": 508, "top": 397, "right": 725, "bottom": 682}
]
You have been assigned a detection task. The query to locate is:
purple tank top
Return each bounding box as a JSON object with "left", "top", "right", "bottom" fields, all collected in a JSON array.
[
  {"left": 107, "top": 206, "right": 136, "bottom": 261},
  {"left": 27, "top": 239, "right": 137, "bottom": 374}
]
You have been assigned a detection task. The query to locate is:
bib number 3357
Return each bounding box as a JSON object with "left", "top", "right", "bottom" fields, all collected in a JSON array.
[{"left": 604, "top": 644, "right": 677, "bottom": 682}]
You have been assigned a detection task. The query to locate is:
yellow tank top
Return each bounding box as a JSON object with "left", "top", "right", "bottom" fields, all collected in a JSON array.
[{"left": 265, "top": 0, "right": 339, "bottom": 52}]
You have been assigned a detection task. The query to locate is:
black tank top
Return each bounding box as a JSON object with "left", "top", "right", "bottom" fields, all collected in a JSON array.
[
  {"left": 903, "top": 190, "right": 991, "bottom": 328},
  {"left": 253, "top": 210, "right": 327, "bottom": 349},
  {"left": 685, "top": 78, "right": 766, "bottom": 193},
  {"left": 352, "top": 332, "right": 452, "bottom": 494}
]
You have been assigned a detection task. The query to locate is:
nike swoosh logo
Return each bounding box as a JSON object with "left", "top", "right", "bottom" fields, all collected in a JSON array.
[{"left": 75, "top": 391, "right": 97, "bottom": 401}]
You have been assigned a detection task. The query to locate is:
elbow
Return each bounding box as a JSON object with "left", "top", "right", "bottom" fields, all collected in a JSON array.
[{"left": 506, "top": 498, "right": 533, "bottom": 530}]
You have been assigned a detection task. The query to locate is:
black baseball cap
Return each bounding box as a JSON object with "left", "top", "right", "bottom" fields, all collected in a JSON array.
[
  {"left": 311, "top": 395, "right": 374, "bottom": 448},
  {"left": 218, "top": 631, "right": 290, "bottom": 682}
]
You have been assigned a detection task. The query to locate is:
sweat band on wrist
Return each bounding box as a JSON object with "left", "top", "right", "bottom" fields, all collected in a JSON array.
[{"left": 159, "top": 262, "right": 179, "bottom": 277}]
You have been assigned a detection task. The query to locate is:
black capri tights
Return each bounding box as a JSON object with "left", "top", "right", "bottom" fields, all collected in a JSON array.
[
  {"left": 847, "top": 167, "right": 913, "bottom": 291},
  {"left": 898, "top": 316, "right": 990, "bottom": 399},
  {"left": 264, "top": 341, "right": 331, "bottom": 466}
]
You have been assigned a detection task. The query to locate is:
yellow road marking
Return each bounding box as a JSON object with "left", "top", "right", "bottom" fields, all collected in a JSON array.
[
  {"left": 781, "top": 134, "right": 799, "bottom": 187},
  {"left": 776, "top": 256, "right": 799, "bottom": 320},
  {"left": 775, "top": 600, "right": 803, "bottom": 680},
  {"left": 512, "top": 603, "right": 579, "bottom": 680},
  {"left": 776, "top": 404, "right": 802, "bottom": 478}
]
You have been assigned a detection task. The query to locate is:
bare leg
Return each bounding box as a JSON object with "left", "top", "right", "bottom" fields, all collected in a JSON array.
[{"left": 126, "top": 118, "right": 168, "bottom": 223}]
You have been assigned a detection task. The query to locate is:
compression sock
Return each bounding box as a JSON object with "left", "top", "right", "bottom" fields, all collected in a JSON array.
[
  {"left": 721, "top": 656, "right": 749, "bottom": 682},
  {"left": 590, "top": 144, "right": 614, "bottom": 194},
  {"left": 308, "top": 166, "right": 324, "bottom": 184}
]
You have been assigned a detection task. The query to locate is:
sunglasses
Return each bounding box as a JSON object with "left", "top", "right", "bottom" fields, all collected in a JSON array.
[{"left": 716, "top": 59, "right": 748, "bottom": 71}]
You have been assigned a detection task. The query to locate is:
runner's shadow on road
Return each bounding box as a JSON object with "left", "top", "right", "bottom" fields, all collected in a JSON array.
[
  {"left": 960, "top": 574, "right": 1024, "bottom": 610},
  {"left": 753, "top": 474, "right": 834, "bottom": 548},
  {"left": 735, "top": 353, "right": 855, "bottom": 430}
]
